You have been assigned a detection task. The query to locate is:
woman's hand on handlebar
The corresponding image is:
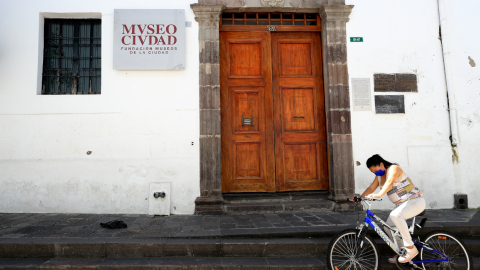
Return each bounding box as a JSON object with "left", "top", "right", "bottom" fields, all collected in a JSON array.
[{"left": 349, "top": 196, "right": 362, "bottom": 203}]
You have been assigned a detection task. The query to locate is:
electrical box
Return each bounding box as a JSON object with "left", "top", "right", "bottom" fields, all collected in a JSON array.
[
  {"left": 149, "top": 182, "right": 171, "bottom": 216},
  {"left": 454, "top": 194, "right": 468, "bottom": 209}
]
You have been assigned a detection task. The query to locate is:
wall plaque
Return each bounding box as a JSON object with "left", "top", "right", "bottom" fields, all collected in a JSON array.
[
  {"left": 261, "top": 0, "right": 285, "bottom": 7},
  {"left": 113, "top": 9, "right": 185, "bottom": 70},
  {"left": 375, "top": 95, "right": 405, "bottom": 114},
  {"left": 352, "top": 78, "right": 371, "bottom": 111},
  {"left": 374, "top": 73, "right": 417, "bottom": 92}
]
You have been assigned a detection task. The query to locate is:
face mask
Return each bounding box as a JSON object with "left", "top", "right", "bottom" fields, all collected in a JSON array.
[{"left": 374, "top": 169, "right": 385, "bottom": 176}]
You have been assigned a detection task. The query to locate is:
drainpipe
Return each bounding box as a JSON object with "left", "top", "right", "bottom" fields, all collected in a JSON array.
[
  {"left": 438, "top": 0, "right": 459, "bottom": 147},
  {"left": 438, "top": 0, "right": 463, "bottom": 197}
]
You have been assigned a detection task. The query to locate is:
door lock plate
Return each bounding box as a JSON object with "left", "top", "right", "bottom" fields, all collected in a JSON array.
[{"left": 242, "top": 115, "right": 253, "bottom": 126}]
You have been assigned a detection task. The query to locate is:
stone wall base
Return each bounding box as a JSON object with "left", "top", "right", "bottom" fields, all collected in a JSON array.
[
  {"left": 194, "top": 196, "right": 225, "bottom": 215},
  {"left": 195, "top": 193, "right": 363, "bottom": 214}
]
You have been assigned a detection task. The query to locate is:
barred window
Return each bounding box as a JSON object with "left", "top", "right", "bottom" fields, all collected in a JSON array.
[
  {"left": 221, "top": 13, "right": 318, "bottom": 26},
  {"left": 42, "top": 19, "right": 101, "bottom": 95}
]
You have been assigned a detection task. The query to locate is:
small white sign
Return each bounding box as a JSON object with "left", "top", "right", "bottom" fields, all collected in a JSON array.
[
  {"left": 114, "top": 9, "right": 185, "bottom": 70},
  {"left": 352, "top": 78, "right": 372, "bottom": 111}
]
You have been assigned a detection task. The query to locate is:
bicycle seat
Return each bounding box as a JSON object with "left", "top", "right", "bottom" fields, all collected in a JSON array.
[{"left": 416, "top": 209, "right": 426, "bottom": 217}]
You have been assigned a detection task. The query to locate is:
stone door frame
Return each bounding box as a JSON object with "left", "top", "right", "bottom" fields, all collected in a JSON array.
[{"left": 191, "top": 2, "right": 355, "bottom": 214}]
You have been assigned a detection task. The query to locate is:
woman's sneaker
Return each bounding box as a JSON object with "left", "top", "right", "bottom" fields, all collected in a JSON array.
[
  {"left": 398, "top": 246, "right": 418, "bottom": 263},
  {"left": 388, "top": 255, "right": 398, "bottom": 263}
]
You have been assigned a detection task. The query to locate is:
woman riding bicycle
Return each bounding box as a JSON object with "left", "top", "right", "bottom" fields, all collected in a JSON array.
[{"left": 357, "top": 154, "right": 426, "bottom": 264}]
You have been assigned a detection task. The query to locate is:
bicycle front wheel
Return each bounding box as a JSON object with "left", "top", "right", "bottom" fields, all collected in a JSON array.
[
  {"left": 326, "top": 229, "right": 381, "bottom": 270},
  {"left": 420, "top": 230, "right": 472, "bottom": 270}
]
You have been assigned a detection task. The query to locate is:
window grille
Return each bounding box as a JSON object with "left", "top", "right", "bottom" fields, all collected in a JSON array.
[
  {"left": 221, "top": 13, "right": 318, "bottom": 26},
  {"left": 42, "top": 19, "right": 101, "bottom": 95}
]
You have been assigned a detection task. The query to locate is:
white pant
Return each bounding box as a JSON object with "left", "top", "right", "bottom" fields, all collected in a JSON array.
[{"left": 384, "top": 197, "right": 426, "bottom": 247}]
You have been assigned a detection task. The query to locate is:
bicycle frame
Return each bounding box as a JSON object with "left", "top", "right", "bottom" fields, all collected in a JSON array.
[{"left": 359, "top": 199, "right": 449, "bottom": 265}]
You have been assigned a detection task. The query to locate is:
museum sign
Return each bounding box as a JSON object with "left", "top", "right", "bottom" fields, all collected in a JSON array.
[{"left": 113, "top": 9, "right": 186, "bottom": 70}]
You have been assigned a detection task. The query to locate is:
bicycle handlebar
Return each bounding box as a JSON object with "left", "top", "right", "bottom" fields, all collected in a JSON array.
[
  {"left": 348, "top": 196, "right": 382, "bottom": 203},
  {"left": 365, "top": 196, "right": 382, "bottom": 201}
]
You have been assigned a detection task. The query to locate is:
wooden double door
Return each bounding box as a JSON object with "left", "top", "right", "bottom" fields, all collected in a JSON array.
[{"left": 220, "top": 31, "right": 328, "bottom": 193}]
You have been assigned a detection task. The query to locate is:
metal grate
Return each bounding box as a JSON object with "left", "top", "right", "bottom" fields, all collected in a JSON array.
[
  {"left": 42, "top": 19, "right": 101, "bottom": 95},
  {"left": 221, "top": 13, "right": 317, "bottom": 26}
]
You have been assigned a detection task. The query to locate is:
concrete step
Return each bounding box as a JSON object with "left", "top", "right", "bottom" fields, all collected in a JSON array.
[
  {"left": 1, "top": 257, "right": 479, "bottom": 269},
  {"left": 222, "top": 192, "right": 346, "bottom": 214},
  {"left": 223, "top": 200, "right": 337, "bottom": 214},
  {"left": 0, "top": 257, "right": 325, "bottom": 269},
  {"left": 1, "top": 237, "right": 480, "bottom": 259},
  {"left": 223, "top": 191, "right": 330, "bottom": 204}
]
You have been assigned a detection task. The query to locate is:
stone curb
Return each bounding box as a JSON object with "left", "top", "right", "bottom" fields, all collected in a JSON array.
[
  {"left": 0, "top": 257, "right": 479, "bottom": 270},
  {"left": 0, "top": 237, "right": 479, "bottom": 259}
]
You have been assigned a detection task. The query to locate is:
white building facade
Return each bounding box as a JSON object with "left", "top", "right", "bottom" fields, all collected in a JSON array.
[{"left": 0, "top": 0, "right": 478, "bottom": 215}]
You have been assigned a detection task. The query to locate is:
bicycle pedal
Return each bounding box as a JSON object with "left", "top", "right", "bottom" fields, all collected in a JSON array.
[
  {"left": 396, "top": 261, "right": 415, "bottom": 270},
  {"left": 395, "top": 255, "right": 420, "bottom": 270},
  {"left": 411, "top": 263, "right": 423, "bottom": 269}
]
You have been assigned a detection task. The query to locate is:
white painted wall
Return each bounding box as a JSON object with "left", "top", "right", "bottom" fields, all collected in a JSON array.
[
  {"left": 1, "top": 0, "right": 477, "bottom": 214},
  {"left": 346, "top": 0, "right": 458, "bottom": 209},
  {"left": 0, "top": 0, "right": 200, "bottom": 214},
  {"left": 440, "top": 0, "right": 480, "bottom": 208}
]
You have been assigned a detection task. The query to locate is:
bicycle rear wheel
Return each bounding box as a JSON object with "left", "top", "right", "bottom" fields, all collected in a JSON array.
[
  {"left": 326, "top": 229, "right": 381, "bottom": 270},
  {"left": 420, "top": 230, "right": 472, "bottom": 269}
]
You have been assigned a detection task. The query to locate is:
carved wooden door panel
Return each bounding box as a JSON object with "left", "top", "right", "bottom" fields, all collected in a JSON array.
[
  {"left": 220, "top": 32, "right": 275, "bottom": 192},
  {"left": 272, "top": 32, "right": 328, "bottom": 191},
  {"left": 221, "top": 31, "right": 328, "bottom": 193}
]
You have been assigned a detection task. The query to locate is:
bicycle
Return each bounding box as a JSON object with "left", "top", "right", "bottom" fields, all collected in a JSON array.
[{"left": 326, "top": 196, "right": 472, "bottom": 270}]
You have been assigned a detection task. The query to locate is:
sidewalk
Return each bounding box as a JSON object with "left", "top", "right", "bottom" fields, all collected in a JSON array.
[
  {"left": 1, "top": 209, "right": 479, "bottom": 269},
  {"left": 1, "top": 209, "right": 479, "bottom": 239}
]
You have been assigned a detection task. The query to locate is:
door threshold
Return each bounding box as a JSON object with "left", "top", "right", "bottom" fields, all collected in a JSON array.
[
  {"left": 222, "top": 191, "right": 363, "bottom": 214},
  {"left": 223, "top": 191, "right": 330, "bottom": 204}
]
